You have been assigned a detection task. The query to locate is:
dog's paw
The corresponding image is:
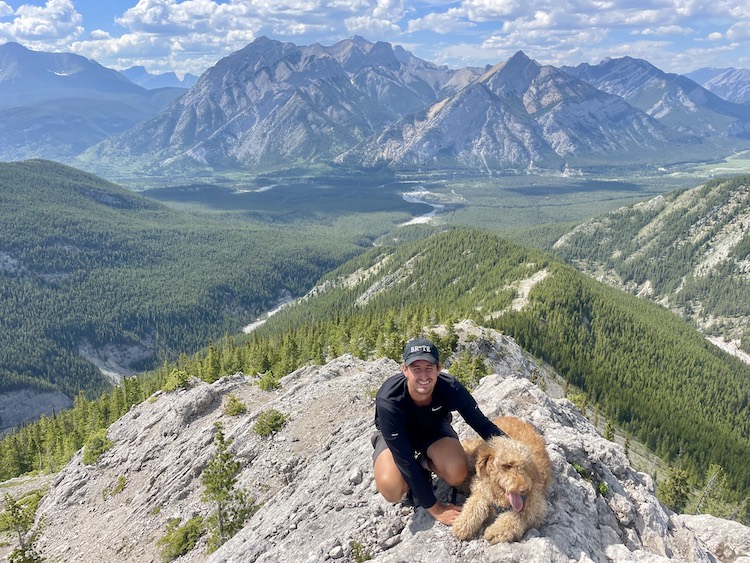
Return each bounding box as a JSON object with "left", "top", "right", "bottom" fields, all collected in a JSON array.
[
  {"left": 451, "top": 514, "right": 478, "bottom": 541},
  {"left": 484, "top": 513, "right": 526, "bottom": 544},
  {"left": 483, "top": 525, "right": 514, "bottom": 544}
]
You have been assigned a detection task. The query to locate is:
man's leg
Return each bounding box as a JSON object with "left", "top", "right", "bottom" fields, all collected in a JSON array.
[
  {"left": 373, "top": 447, "right": 408, "bottom": 502},
  {"left": 426, "top": 436, "right": 468, "bottom": 487}
]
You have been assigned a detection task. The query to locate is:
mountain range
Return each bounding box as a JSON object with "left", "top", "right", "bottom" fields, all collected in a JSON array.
[
  {"left": 686, "top": 67, "right": 750, "bottom": 104},
  {"left": 82, "top": 36, "right": 476, "bottom": 174},
  {"left": 336, "top": 51, "right": 679, "bottom": 173},
  {"left": 2, "top": 37, "right": 749, "bottom": 176},
  {"left": 562, "top": 57, "right": 750, "bottom": 142},
  {"left": 85, "top": 37, "right": 750, "bottom": 177}
]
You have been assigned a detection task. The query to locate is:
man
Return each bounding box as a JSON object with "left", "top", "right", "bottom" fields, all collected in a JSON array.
[{"left": 371, "top": 338, "right": 505, "bottom": 525}]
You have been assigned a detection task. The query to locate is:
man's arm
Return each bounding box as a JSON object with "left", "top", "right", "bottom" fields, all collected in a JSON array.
[
  {"left": 450, "top": 380, "right": 505, "bottom": 440},
  {"left": 377, "top": 400, "right": 438, "bottom": 509}
]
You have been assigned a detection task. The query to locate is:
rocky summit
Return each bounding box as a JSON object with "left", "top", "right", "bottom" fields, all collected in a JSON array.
[{"left": 31, "top": 323, "right": 750, "bottom": 562}]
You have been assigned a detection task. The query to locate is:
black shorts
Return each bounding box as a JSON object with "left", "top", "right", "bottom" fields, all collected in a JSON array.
[{"left": 371, "top": 416, "right": 458, "bottom": 464}]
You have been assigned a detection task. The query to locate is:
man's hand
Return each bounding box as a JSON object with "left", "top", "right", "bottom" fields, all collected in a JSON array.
[{"left": 426, "top": 502, "right": 462, "bottom": 525}]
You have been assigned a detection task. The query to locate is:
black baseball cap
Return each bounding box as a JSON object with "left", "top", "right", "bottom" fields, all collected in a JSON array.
[{"left": 403, "top": 338, "right": 439, "bottom": 366}]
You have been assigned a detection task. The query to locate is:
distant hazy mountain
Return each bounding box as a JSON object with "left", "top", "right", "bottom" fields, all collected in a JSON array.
[
  {"left": 562, "top": 56, "right": 750, "bottom": 139},
  {"left": 338, "top": 51, "right": 680, "bottom": 173},
  {"left": 684, "top": 67, "right": 750, "bottom": 105},
  {"left": 0, "top": 42, "right": 186, "bottom": 161},
  {"left": 121, "top": 65, "right": 198, "bottom": 89},
  {"left": 0, "top": 41, "right": 143, "bottom": 106}
]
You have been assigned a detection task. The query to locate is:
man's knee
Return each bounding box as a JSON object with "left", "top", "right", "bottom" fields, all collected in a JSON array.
[
  {"left": 374, "top": 451, "right": 408, "bottom": 502},
  {"left": 436, "top": 455, "right": 468, "bottom": 486},
  {"left": 427, "top": 437, "right": 468, "bottom": 486}
]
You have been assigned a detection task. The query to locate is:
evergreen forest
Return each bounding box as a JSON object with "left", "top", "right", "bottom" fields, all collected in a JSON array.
[{"left": 0, "top": 160, "right": 371, "bottom": 398}]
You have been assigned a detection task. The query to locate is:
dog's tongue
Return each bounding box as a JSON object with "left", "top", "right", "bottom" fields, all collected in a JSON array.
[{"left": 507, "top": 492, "right": 525, "bottom": 512}]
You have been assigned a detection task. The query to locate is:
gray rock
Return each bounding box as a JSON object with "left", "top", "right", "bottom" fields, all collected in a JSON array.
[
  {"left": 0, "top": 388, "right": 72, "bottom": 434},
  {"left": 29, "top": 325, "right": 749, "bottom": 563}
]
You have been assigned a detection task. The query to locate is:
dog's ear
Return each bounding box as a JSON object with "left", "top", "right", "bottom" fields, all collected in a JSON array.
[
  {"left": 474, "top": 442, "right": 495, "bottom": 477},
  {"left": 528, "top": 461, "right": 543, "bottom": 485}
]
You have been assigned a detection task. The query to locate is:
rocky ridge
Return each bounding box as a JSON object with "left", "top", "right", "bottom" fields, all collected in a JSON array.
[
  {"left": 552, "top": 175, "right": 750, "bottom": 349},
  {"left": 562, "top": 56, "right": 750, "bottom": 138},
  {"left": 30, "top": 322, "right": 750, "bottom": 563},
  {"left": 684, "top": 67, "right": 750, "bottom": 105}
]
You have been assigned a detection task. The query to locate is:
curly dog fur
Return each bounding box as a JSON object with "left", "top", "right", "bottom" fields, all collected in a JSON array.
[{"left": 452, "top": 415, "right": 552, "bottom": 544}]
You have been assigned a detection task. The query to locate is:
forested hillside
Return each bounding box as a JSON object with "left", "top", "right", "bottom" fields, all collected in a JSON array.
[
  {"left": 0, "top": 160, "right": 366, "bottom": 399},
  {"left": 2, "top": 222, "right": 749, "bottom": 519},
  {"left": 551, "top": 175, "right": 750, "bottom": 350}
]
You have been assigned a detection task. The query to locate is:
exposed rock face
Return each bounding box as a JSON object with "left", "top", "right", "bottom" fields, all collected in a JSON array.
[
  {"left": 33, "top": 324, "right": 749, "bottom": 563},
  {"left": 87, "top": 35, "right": 462, "bottom": 172},
  {"left": 336, "top": 51, "right": 676, "bottom": 173},
  {"left": 0, "top": 388, "right": 72, "bottom": 435},
  {"left": 688, "top": 67, "right": 750, "bottom": 105}
]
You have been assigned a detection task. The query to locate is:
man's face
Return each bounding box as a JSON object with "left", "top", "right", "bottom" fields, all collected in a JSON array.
[{"left": 402, "top": 359, "right": 439, "bottom": 402}]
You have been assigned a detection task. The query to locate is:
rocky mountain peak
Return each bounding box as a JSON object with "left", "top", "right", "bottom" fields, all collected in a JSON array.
[
  {"left": 565, "top": 55, "right": 667, "bottom": 98},
  {"left": 480, "top": 50, "right": 540, "bottom": 96},
  {"left": 323, "top": 36, "right": 400, "bottom": 72},
  {"left": 32, "top": 321, "right": 749, "bottom": 562}
]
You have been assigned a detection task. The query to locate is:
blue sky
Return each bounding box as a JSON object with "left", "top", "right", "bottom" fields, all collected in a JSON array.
[{"left": 1, "top": 0, "right": 748, "bottom": 78}]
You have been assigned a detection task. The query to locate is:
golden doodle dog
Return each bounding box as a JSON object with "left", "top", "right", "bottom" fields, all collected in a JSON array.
[{"left": 452, "top": 415, "right": 552, "bottom": 544}]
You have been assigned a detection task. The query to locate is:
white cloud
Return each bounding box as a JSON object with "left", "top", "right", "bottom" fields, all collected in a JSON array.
[
  {"left": 461, "top": 0, "right": 523, "bottom": 21},
  {"left": 0, "top": 2, "right": 13, "bottom": 18},
  {"left": 116, "top": 0, "right": 240, "bottom": 34},
  {"left": 726, "top": 20, "right": 750, "bottom": 41},
  {"left": 0, "top": 0, "right": 82, "bottom": 43},
  {"left": 636, "top": 25, "right": 692, "bottom": 36},
  {"left": 373, "top": 0, "right": 404, "bottom": 20},
  {"left": 407, "top": 8, "right": 474, "bottom": 34},
  {"left": 337, "top": 0, "right": 406, "bottom": 36},
  {"left": 345, "top": 14, "right": 400, "bottom": 34}
]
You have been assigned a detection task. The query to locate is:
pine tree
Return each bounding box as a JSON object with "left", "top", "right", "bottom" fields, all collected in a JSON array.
[
  {"left": 659, "top": 466, "right": 691, "bottom": 513},
  {"left": 200, "top": 422, "right": 257, "bottom": 553},
  {"left": 0, "top": 490, "right": 45, "bottom": 563},
  {"left": 203, "top": 341, "right": 222, "bottom": 383}
]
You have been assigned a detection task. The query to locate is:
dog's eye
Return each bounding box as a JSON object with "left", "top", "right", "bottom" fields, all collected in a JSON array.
[{"left": 501, "top": 463, "right": 512, "bottom": 471}]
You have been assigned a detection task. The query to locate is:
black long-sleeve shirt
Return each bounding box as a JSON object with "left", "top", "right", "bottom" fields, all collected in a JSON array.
[{"left": 374, "top": 372, "right": 503, "bottom": 508}]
